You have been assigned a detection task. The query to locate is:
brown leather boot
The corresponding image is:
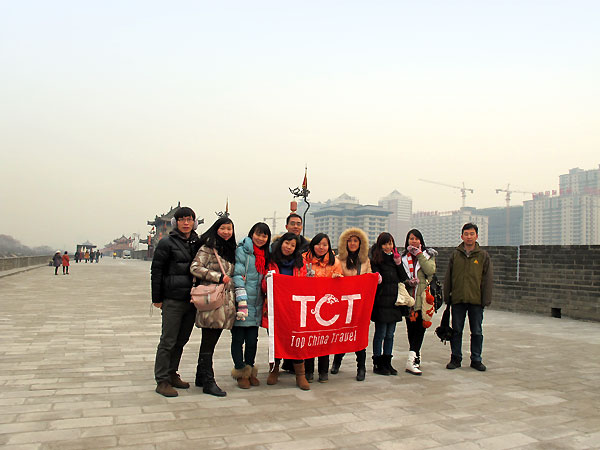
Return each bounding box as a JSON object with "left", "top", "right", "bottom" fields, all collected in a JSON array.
[
  {"left": 293, "top": 362, "right": 310, "bottom": 391},
  {"left": 155, "top": 380, "right": 178, "bottom": 397},
  {"left": 169, "top": 373, "right": 190, "bottom": 389},
  {"left": 267, "top": 361, "right": 280, "bottom": 385},
  {"left": 249, "top": 366, "right": 260, "bottom": 386},
  {"left": 231, "top": 366, "right": 251, "bottom": 389}
]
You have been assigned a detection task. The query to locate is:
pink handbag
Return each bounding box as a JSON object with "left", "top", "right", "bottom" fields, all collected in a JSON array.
[{"left": 191, "top": 248, "right": 226, "bottom": 312}]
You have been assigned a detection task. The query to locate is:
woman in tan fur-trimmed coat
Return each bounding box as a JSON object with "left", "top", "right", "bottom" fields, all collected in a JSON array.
[
  {"left": 190, "top": 217, "right": 237, "bottom": 397},
  {"left": 330, "top": 227, "right": 371, "bottom": 381}
]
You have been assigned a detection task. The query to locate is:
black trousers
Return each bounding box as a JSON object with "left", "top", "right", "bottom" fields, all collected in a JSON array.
[
  {"left": 304, "top": 355, "right": 330, "bottom": 375},
  {"left": 405, "top": 310, "right": 426, "bottom": 355},
  {"left": 154, "top": 299, "right": 197, "bottom": 382}
]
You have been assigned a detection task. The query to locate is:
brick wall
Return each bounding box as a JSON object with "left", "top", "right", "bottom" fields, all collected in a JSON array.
[{"left": 433, "top": 245, "right": 600, "bottom": 322}]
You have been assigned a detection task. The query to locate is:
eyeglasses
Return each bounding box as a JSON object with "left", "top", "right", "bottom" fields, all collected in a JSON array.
[{"left": 177, "top": 218, "right": 195, "bottom": 223}]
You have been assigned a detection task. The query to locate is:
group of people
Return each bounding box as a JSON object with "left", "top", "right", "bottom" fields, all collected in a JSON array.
[
  {"left": 74, "top": 250, "right": 100, "bottom": 263},
  {"left": 151, "top": 207, "right": 493, "bottom": 398},
  {"left": 52, "top": 251, "right": 70, "bottom": 275}
]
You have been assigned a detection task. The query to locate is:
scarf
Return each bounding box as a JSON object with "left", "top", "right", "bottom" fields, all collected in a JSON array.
[{"left": 253, "top": 244, "right": 267, "bottom": 275}]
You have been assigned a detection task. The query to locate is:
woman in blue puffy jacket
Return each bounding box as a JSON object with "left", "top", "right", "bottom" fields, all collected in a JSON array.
[{"left": 230, "top": 222, "right": 271, "bottom": 389}]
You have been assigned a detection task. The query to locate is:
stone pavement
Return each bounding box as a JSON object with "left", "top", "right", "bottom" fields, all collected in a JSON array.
[{"left": 0, "top": 259, "right": 599, "bottom": 450}]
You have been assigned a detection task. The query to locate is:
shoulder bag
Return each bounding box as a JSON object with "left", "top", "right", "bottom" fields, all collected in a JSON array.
[{"left": 191, "top": 248, "right": 226, "bottom": 312}]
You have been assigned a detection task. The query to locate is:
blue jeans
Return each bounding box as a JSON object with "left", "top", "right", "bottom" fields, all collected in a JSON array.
[
  {"left": 231, "top": 326, "right": 259, "bottom": 370},
  {"left": 373, "top": 321, "right": 396, "bottom": 356},
  {"left": 450, "top": 303, "right": 484, "bottom": 362}
]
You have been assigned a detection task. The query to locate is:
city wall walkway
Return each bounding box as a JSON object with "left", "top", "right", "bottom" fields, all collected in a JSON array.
[{"left": 0, "top": 259, "right": 599, "bottom": 449}]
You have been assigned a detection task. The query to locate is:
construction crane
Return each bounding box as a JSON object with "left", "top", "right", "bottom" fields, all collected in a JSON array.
[
  {"left": 418, "top": 179, "right": 474, "bottom": 208},
  {"left": 263, "top": 211, "right": 283, "bottom": 235},
  {"left": 495, "top": 184, "right": 534, "bottom": 245}
]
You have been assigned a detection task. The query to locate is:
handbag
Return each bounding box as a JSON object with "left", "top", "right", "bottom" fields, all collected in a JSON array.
[
  {"left": 191, "top": 248, "right": 227, "bottom": 312},
  {"left": 395, "top": 282, "right": 415, "bottom": 307}
]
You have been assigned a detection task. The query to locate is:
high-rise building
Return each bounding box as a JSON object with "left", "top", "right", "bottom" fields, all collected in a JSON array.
[
  {"left": 311, "top": 194, "right": 392, "bottom": 247},
  {"left": 411, "top": 208, "right": 489, "bottom": 247},
  {"left": 476, "top": 206, "right": 523, "bottom": 246},
  {"left": 523, "top": 166, "right": 600, "bottom": 245},
  {"left": 378, "top": 190, "right": 412, "bottom": 243}
]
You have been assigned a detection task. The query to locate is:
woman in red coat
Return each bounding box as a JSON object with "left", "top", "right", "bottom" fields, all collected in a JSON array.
[{"left": 61, "top": 251, "right": 70, "bottom": 275}]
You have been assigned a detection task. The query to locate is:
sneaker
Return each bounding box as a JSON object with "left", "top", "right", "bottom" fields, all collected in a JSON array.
[
  {"left": 446, "top": 358, "right": 461, "bottom": 370},
  {"left": 318, "top": 372, "right": 328, "bottom": 383},
  {"left": 155, "top": 381, "right": 178, "bottom": 397},
  {"left": 470, "top": 361, "right": 487, "bottom": 371}
]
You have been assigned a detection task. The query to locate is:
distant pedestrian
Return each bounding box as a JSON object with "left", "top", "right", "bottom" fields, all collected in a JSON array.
[
  {"left": 62, "top": 251, "right": 70, "bottom": 275},
  {"left": 74, "top": 251, "right": 80, "bottom": 263},
  {"left": 95, "top": 251, "right": 100, "bottom": 263},
  {"left": 444, "top": 223, "right": 493, "bottom": 372},
  {"left": 84, "top": 250, "right": 90, "bottom": 263},
  {"left": 52, "top": 251, "right": 62, "bottom": 275}
]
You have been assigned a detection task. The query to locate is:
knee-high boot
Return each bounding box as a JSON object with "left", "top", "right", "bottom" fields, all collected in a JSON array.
[{"left": 197, "top": 353, "right": 226, "bottom": 397}]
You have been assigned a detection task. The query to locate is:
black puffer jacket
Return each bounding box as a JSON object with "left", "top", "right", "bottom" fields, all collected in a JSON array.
[
  {"left": 151, "top": 229, "right": 200, "bottom": 303},
  {"left": 370, "top": 253, "right": 409, "bottom": 323}
]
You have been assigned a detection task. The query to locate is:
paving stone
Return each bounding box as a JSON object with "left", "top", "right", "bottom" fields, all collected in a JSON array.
[{"left": 0, "top": 260, "right": 598, "bottom": 449}]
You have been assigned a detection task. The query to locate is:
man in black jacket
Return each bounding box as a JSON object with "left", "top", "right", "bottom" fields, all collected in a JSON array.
[{"left": 152, "top": 206, "right": 200, "bottom": 397}]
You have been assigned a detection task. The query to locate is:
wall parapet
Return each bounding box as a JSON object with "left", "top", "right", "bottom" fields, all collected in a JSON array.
[
  {"left": 0, "top": 255, "right": 53, "bottom": 272},
  {"left": 433, "top": 245, "right": 600, "bottom": 322}
]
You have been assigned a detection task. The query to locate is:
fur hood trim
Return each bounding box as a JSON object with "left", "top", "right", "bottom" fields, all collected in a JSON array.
[{"left": 337, "top": 227, "right": 369, "bottom": 263}]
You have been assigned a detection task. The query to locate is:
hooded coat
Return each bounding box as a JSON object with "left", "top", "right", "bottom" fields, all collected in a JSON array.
[
  {"left": 53, "top": 252, "right": 62, "bottom": 267},
  {"left": 232, "top": 237, "right": 265, "bottom": 327},
  {"left": 336, "top": 227, "right": 371, "bottom": 276}
]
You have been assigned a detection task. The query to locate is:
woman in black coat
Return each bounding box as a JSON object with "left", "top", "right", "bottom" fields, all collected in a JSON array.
[{"left": 369, "top": 232, "right": 408, "bottom": 375}]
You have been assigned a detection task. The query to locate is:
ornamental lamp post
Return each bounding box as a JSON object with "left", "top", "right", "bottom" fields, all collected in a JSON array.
[{"left": 288, "top": 166, "right": 310, "bottom": 237}]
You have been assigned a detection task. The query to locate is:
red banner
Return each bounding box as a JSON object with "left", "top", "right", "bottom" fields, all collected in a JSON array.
[{"left": 266, "top": 273, "right": 378, "bottom": 361}]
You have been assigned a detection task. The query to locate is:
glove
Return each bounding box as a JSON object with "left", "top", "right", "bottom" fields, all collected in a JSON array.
[
  {"left": 408, "top": 278, "right": 419, "bottom": 287},
  {"left": 236, "top": 300, "right": 248, "bottom": 321},
  {"left": 392, "top": 248, "right": 402, "bottom": 265},
  {"left": 377, "top": 273, "right": 382, "bottom": 284},
  {"left": 306, "top": 263, "right": 315, "bottom": 278},
  {"left": 407, "top": 245, "right": 422, "bottom": 256}
]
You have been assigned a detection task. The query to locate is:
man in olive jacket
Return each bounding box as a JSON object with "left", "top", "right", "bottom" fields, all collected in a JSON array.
[
  {"left": 152, "top": 206, "right": 200, "bottom": 397},
  {"left": 443, "top": 223, "right": 493, "bottom": 372}
]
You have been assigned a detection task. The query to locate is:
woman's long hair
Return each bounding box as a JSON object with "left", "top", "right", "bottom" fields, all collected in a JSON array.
[
  {"left": 307, "top": 233, "right": 335, "bottom": 266},
  {"left": 370, "top": 232, "right": 395, "bottom": 265},
  {"left": 402, "top": 228, "right": 427, "bottom": 256},
  {"left": 247, "top": 222, "right": 271, "bottom": 268},
  {"left": 271, "top": 232, "right": 304, "bottom": 269},
  {"left": 198, "top": 217, "right": 236, "bottom": 264}
]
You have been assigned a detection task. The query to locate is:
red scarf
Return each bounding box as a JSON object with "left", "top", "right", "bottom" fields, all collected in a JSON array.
[{"left": 253, "top": 245, "right": 267, "bottom": 276}]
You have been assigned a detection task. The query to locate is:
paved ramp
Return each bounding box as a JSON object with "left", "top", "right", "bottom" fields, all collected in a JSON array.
[{"left": 1, "top": 259, "right": 599, "bottom": 449}]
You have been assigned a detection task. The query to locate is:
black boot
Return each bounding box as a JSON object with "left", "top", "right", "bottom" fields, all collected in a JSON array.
[
  {"left": 356, "top": 350, "right": 366, "bottom": 381},
  {"left": 196, "top": 353, "right": 226, "bottom": 397},
  {"left": 383, "top": 354, "right": 398, "bottom": 375},
  {"left": 331, "top": 354, "right": 344, "bottom": 374},
  {"left": 372, "top": 355, "right": 390, "bottom": 376}
]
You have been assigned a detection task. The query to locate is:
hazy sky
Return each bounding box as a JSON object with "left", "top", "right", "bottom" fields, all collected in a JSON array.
[{"left": 1, "top": 1, "right": 599, "bottom": 250}]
